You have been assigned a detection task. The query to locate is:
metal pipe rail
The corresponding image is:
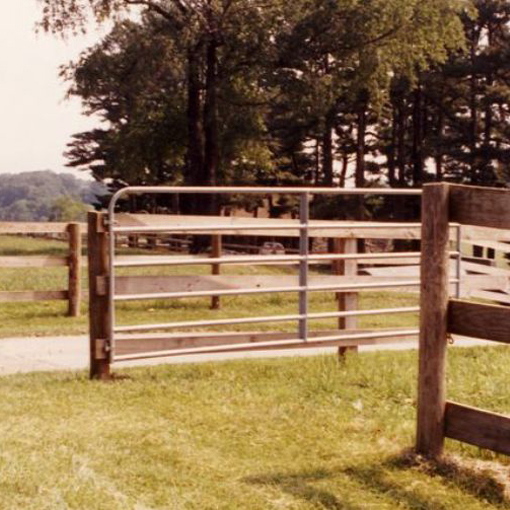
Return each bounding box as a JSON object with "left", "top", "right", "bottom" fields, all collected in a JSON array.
[
  {"left": 114, "top": 251, "right": 461, "bottom": 268},
  {"left": 114, "top": 306, "right": 420, "bottom": 333},
  {"left": 113, "top": 280, "right": 459, "bottom": 302},
  {"left": 104, "top": 186, "right": 457, "bottom": 364}
]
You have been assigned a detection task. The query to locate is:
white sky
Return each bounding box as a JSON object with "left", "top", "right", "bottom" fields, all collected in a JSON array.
[{"left": 0, "top": 1, "right": 105, "bottom": 179}]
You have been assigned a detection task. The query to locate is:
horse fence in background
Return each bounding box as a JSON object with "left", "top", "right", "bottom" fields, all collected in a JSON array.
[{"left": 0, "top": 221, "right": 83, "bottom": 317}]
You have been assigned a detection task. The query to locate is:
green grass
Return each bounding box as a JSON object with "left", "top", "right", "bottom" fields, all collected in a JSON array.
[
  {"left": 0, "top": 235, "right": 419, "bottom": 338},
  {"left": 1, "top": 347, "right": 510, "bottom": 509}
]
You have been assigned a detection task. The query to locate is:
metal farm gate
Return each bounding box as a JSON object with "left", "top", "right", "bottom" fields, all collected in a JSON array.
[{"left": 87, "top": 186, "right": 463, "bottom": 379}]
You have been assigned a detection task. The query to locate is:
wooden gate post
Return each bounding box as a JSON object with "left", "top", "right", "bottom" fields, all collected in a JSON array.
[
  {"left": 211, "top": 234, "right": 222, "bottom": 310},
  {"left": 88, "top": 212, "right": 111, "bottom": 380},
  {"left": 416, "top": 183, "right": 450, "bottom": 457},
  {"left": 333, "top": 238, "right": 358, "bottom": 357},
  {"left": 67, "top": 222, "right": 82, "bottom": 317}
]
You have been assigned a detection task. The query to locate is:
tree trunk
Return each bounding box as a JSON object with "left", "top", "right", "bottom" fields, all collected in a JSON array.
[
  {"left": 412, "top": 84, "right": 424, "bottom": 186},
  {"left": 322, "top": 109, "right": 335, "bottom": 186},
  {"left": 184, "top": 47, "right": 205, "bottom": 214},
  {"left": 203, "top": 39, "right": 220, "bottom": 214},
  {"left": 388, "top": 104, "right": 397, "bottom": 187}
]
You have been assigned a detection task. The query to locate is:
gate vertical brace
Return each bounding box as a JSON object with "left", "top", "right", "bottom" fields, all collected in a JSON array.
[
  {"left": 88, "top": 211, "right": 111, "bottom": 380},
  {"left": 299, "top": 192, "right": 309, "bottom": 341},
  {"left": 416, "top": 183, "right": 450, "bottom": 457}
]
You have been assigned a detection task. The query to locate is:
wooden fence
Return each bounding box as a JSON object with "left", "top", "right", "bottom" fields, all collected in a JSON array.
[
  {"left": 0, "top": 222, "right": 84, "bottom": 317},
  {"left": 87, "top": 209, "right": 510, "bottom": 379},
  {"left": 417, "top": 183, "right": 510, "bottom": 459}
]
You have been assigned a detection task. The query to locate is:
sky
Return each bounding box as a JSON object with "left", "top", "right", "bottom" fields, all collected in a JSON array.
[{"left": 0, "top": 1, "right": 105, "bottom": 179}]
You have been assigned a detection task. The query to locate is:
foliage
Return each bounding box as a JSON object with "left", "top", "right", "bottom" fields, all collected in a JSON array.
[
  {"left": 0, "top": 171, "right": 105, "bottom": 221},
  {"left": 37, "top": 0, "right": 474, "bottom": 218}
]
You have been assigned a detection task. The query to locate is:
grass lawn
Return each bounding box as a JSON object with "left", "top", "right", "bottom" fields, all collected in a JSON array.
[
  {"left": 0, "top": 235, "right": 419, "bottom": 338},
  {"left": 1, "top": 347, "right": 510, "bottom": 509}
]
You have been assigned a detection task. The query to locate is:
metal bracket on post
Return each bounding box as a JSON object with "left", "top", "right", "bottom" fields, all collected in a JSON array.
[{"left": 299, "top": 192, "right": 309, "bottom": 342}]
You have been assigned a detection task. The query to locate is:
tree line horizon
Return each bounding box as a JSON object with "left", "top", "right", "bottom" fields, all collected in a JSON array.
[{"left": 38, "top": 0, "right": 510, "bottom": 218}]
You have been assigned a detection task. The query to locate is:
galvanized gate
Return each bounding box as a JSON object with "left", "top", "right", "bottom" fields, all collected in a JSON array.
[{"left": 88, "top": 186, "right": 462, "bottom": 379}]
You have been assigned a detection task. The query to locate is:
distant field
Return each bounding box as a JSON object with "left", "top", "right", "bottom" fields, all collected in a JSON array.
[{"left": 0, "top": 234, "right": 419, "bottom": 338}]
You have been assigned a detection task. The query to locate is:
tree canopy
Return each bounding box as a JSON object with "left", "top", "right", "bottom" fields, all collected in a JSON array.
[{"left": 37, "top": 0, "right": 510, "bottom": 219}]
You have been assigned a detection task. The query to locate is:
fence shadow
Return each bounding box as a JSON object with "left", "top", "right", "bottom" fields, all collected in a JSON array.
[
  {"left": 243, "top": 452, "right": 510, "bottom": 509},
  {"left": 244, "top": 469, "right": 360, "bottom": 510}
]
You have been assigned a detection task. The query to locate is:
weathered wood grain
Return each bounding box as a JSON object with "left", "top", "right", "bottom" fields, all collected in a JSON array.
[
  {"left": 416, "top": 183, "right": 450, "bottom": 458},
  {"left": 67, "top": 223, "right": 82, "bottom": 317},
  {"left": 0, "top": 256, "right": 68, "bottom": 268},
  {"left": 449, "top": 184, "right": 510, "bottom": 230},
  {"left": 445, "top": 402, "right": 510, "bottom": 456},
  {"left": 88, "top": 212, "right": 111, "bottom": 380},
  {"left": 0, "top": 290, "right": 68, "bottom": 302},
  {"left": 114, "top": 328, "right": 418, "bottom": 356},
  {"left": 448, "top": 299, "right": 510, "bottom": 343}
]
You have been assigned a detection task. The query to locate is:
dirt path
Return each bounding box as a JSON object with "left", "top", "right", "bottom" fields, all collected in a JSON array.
[{"left": 0, "top": 335, "right": 493, "bottom": 376}]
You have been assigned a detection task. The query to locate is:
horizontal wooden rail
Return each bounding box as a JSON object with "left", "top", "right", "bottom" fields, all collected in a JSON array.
[
  {"left": 448, "top": 299, "right": 510, "bottom": 344},
  {"left": 445, "top": 402, "right": 510, "bottom": 456},
  {"left": 0, "top": 256, "right": 68, "bottom": 268},
  {"left": 0, "top": 290, "right": 68, "bottom": 302},
  {"left": 113, "top": 328, "right": 418, "bottom": 358},
  {"left": 470, "top": 290, "right": 510, "bottom": 305},
  {"left": 449, "top": 184, "right": 510, "bottom": 230},
  {"left": 99, "top": 274, "right": 424, "bottom": 297},
  {"left": 98, "top": 273, "right": 506, "bottom": 298},
  {"left": 0, "top": 221, "right": 86, "bottom": 234}
]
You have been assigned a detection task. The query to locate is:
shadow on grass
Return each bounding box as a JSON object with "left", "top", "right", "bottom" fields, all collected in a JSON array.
[
  {"left": 391, "top": 451, "right": 510, "bottom": 507},
  {"left": 244, "top": 468, "right": 359, "bottom": 510},
  {"left": 244, "top": 451, "right": 510, "bottom": 509}
]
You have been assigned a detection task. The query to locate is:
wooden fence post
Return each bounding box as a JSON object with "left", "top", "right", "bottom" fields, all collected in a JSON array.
[
  {"left": 333, "top": 238, "right": 358, "bottom": 357},
  {"left": 211, "top": 234, "right": 222, "bottom": 310},
  {"left": 88, "top": 212, "right": 111, "bottom": 380},
  {"left": 416, "top": 183, "right": 450, "bottom": 458},
  {"left": 67, "top": 222, "right": 82, "bottom": 317}
]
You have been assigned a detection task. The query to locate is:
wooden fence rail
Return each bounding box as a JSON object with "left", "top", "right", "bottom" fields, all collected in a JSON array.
[
  {"left": 0, "top": 222, "right": 84, "bottom": 317},
  {"left": 416, "top": 183, "right": 510, "bottom": 459}
]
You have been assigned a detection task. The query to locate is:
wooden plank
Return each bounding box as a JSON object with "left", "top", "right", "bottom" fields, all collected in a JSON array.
[
  {"left": 0, "top": 222, "right": 85, "bottom": 234},
  {"left": 445, "top": 402, "right": 510, "bottom": 456},
  {"left": 462, "top": 225, "right": 510, "bottom": 244},
  {"left": 0, "top": 290, "right": 68, "bottom": 302},
  {"left": 470, "top": 290, "right": 510, "bottom": 305},
  {"left": 0, "top": 256, "right": 68, "bottom": 268},
  {"left": 461, "top": 260, "right": 510, "bottom": 277},
  {"left": 88, "top": 212, "right": 111, "bottom": 380},
  {"left": 67, "top": 223, "right": 82, "bottom": 317},
  {"left": 449, "top": 184, "right": 510, "bottom": 230},
  {"left": 448, "top": 299, "right": 510, "bottom": 344},
  {"left": 416, "top": 183, "right": 450, "bottom": 458},
  {"left": 333, "top": 238, "right": 358, "bottom": 356},
  {"left": 211, "top": 234, "right": 221, "bottom": 310},
  {"left": 114, "top": 328, "right": 418, "bottom": 356},
  {"left": 116, "top": 213, "right": 424, "bottom": 240},
  {"left": 100, "top": 274, "right": 422, "bottom": 297}
]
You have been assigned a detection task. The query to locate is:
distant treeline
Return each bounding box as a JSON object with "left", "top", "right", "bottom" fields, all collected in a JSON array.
[{"left": 0, "top": 171, "right": 106, "bottom": 222}]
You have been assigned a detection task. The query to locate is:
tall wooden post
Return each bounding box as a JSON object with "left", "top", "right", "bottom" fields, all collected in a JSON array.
[
  {"left": 67, "top": 222, "right": 82, "bottom": 317},
  {"left": 416, "top": 183, "right": 450, "bottom": 457},
  {"left": 211, "top": 234, "right": 222, "bottom": 310},
  {"left": 88, "top": 212, "right": 111, "bottom": 380},
  {"left": 333, "top": 238, "right": 358, "bottom": 357}
]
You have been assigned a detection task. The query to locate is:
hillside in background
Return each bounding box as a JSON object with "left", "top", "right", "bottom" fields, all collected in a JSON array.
[{"left": 0, "top": 171, "right": 107, "bottom": 221}]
